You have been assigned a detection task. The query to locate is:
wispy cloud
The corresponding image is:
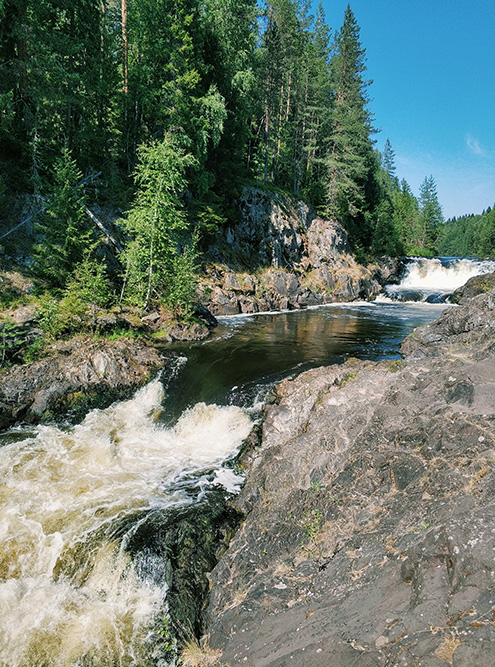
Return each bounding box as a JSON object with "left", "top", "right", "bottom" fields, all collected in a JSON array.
[{"left": 466, "top": 134, "right": 486, "bottom": 156}]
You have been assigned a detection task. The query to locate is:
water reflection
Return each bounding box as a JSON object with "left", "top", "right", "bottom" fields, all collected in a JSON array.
[{"left": 164, "top": 301, "right": 447, "bottom": 418}]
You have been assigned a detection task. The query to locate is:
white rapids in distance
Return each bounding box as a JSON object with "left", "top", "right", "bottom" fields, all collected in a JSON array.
[{"left": 381, "top": 256, "right": 495, "bottom": 302}]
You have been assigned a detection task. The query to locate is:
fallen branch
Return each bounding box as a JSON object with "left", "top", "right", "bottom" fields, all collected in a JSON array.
[{"left": 85, "top": 207, "right": 124, "bottom": 253}]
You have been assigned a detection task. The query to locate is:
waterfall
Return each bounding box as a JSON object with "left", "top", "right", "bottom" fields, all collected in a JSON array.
[
  {"left": 0, "top": 378, "right": 253, "bottom": 666},
  {"left": 381, "top": 257, "right": 495, "bottom": 302}
]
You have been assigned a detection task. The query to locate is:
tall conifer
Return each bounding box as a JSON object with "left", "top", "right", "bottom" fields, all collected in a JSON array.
[
  {"left": 418, "top": 175, "right": 443, "bottom": 250},
  {"left": 326, "top": 5, "right": 375, "bottom": 250}
]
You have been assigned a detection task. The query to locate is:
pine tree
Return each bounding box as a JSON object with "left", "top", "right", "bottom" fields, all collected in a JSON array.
[
  {"left": 326, "top": 5, "right": 376, "bottom": 250},
  {"left": 418, "top": 175, "right": 443, "bottom": 250}
]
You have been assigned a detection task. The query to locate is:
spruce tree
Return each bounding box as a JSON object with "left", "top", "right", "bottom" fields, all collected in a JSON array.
[
  {"left": 418, "top": 175, "right": 443, "bottom": 251},
  {"left": 120, "top": 133, "right": 197, "bottom": 314},
  {"left": 391, "top": 178, "right": 420, "bottom": 252},
  {"left": 326, "top": 5, "right": 376, "bottom": 251},
  {"left": 382, "top": 138, "right": 397, "bottom": 182},
  {"left": 33, "top": 147, "right": 93, "bottom": 290},
  {"left": 299, "top": 1, "right": 332, "bottom": 204}
]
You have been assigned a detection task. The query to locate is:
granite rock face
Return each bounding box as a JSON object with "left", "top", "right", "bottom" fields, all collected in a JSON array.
[
  {"left": 205, "top": 288, "right": 495, "bottom": 666},
  {"left": 0, "top": 338, "right": 164, "bottom": 428},
  {"left": 200, "top": 188, "right": 385, "bottom": 315}
]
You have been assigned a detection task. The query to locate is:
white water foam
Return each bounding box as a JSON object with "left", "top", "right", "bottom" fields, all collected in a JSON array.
[
  {"left": 400, "top": 257, "right": 495, "bottom": 291},
  {"left": 0, "top": 379, "right": 253, "bottom": 666},
  {"left": 383, "top": 257, "right": 495, "bottom": 302}
]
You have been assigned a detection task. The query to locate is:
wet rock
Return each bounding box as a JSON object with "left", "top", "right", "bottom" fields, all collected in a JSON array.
[
  {"left": 123, "top": 491, "right": 243, "bottom": 640},
  {"left": 192, "top": 303, "right": 218, "bottom": 329},
  {"left": 450, "top": 271, "right": 495, "bottom": 304},
  {"left": 205, "top": 288, "right": 495, "bottom": 666},
  {"left": 373, "top": 256, "right": 405, "bottom": 285}
]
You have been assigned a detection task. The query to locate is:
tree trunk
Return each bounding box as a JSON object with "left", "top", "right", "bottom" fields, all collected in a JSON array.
[{"left": 121, "top": 0, "right": 129, "bottom": 95}]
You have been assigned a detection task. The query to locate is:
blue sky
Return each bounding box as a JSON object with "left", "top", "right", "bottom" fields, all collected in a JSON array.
[{"left": 317, "top": 0, "right": 495, "bottom": 219}]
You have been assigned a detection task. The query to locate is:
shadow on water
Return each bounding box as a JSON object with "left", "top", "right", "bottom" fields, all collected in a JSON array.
[{"left": 162, "top": 301, "right": 448, "bottom": 420}]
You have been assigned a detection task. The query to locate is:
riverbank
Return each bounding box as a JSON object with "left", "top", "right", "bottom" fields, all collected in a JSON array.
[
  {"left": 203, "top": 275, "right": 495, "bottom": 666},
  {"left": 199, "top": 187, "right": 396, "bottom": 315},
  {"left": 0, "top": 186, "right": 394, "bottom": 429}
]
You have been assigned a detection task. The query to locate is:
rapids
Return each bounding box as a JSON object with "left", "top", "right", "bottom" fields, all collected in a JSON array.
[
  {"left": 0, "top": 377, "right": 253, "bottom": 666},
  {"left": 382, "top": 256, "right": 495, "bottom": 302},
  {"left": 1, "top": 255, "right": 493, "bottom": 665}
]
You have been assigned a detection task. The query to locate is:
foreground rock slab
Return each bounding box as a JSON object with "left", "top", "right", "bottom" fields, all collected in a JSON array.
[{"left": 205, "top": 287, "right": 495, "bottom": 666}]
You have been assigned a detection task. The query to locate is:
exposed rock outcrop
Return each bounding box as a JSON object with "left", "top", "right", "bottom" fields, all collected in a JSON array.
[
  {"left": 205, "top": 286, "right": 495, "bottom": 666},
  {"left": 200, "top": 188, "right": 384, "bottom": 315},
  {"left": 0, "top": 337, "right": 165, "bottom": 428}
]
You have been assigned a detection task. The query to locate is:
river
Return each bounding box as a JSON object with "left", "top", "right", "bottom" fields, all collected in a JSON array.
[{"left": 0, "top": 257, "right": 494, "bottom": 666}]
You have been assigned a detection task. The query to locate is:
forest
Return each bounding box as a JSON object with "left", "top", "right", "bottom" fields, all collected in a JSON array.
[{"left": 0, "top": 0, "right": 493, "bottom": 316}]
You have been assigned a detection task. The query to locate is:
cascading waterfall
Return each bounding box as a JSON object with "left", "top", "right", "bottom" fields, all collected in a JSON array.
[
  {"left": 381, "top": 256, "right": 495, "bottom": 302},
  {"left": 0, "top": 377, "right": 253, "bottom": 667}
]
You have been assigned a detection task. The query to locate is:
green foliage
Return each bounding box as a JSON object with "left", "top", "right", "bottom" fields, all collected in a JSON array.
[
  {"left": 120, "top": 133, "right": 198, "bottom": 315},
  {"left": 371, "top": 199, "right": 404, "bottom": 257},
  {"left": 23, "top": 337, "right": 46, "bottom": 364},
  {"left": 65, "top": 254, "right": 112, "bottom": 309},
  {"left": 2, "top": 0, "right": 486, "bottom": 274},
  {"left": 35, "top": 292, "right": 87, "bottom": 340},
  {"left": 161, "top": 240, "right": 199, "bottom": 319},
  {"left": 105, "top": 327, "right": 141, "bottom": 341},
  {"left": 0, "top": 318, "right": 18, "bottom": 366},
  {"left": 156, "top": 616, "right": 179, "bottom": 662},
  {"left": 35, "top": 261, "right": 110, "bottom": 340},
  {"left": 436, "top": 206, "right": 495, "bottom": 258},
  {"left": 382, "top": 138, "right": 396, "bottom": 181},
  {"left": 326, "top": 6, "right": 376, "bottom": 250},
  {"left": 418, "top": 175, "right": 443, "bottom": 250},
  {"left": 33, "top": 147, "right": 93, "bottom": 290},
  {"left": 300, "top": 508, "right": 323, "bottom": 557}
]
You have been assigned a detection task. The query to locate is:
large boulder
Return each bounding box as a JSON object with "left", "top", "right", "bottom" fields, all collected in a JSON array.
[
  {"left": 0, "top": 337, "right": 165, "bottom": 428},
  {"left": 205, "top": 288, "right": 495, "bottom": 666}
]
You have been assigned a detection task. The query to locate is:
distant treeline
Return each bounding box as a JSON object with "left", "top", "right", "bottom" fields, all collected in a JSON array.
[
  {"left": 0, "top": 0, "right": 491, "bottom": 314},
  {"left": 437, "top": 208, "right": 495, "bottom": 258}
]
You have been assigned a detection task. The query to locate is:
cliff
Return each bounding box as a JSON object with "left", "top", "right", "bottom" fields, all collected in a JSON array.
[
  {"left": 199, "top": 188, "right": 389, "bottom": 315},
  {"left": 204, "top": 279, "right": 495, "bottom": 666}
]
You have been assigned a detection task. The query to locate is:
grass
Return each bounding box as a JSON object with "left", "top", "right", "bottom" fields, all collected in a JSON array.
[
  {"left": 179, "top": 638, "right": 222, "bottom": 667},
  {"left": 434, "top": 633, "right": 462, "bottom": 665}
]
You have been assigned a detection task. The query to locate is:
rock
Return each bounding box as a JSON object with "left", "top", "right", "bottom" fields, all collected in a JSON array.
[
  {"left": 192, "top": 303, "right": 218, "bottom": 329},
  {"left": 450, "top": 271, "right": 495, "bottom": 304},
  {"left": 200, "top": 188, "right": 383, "bottom": 315},
  {"left": 305, "top": 216, "right": 352, "bottom": 268},
  {"left": 0, "top": 338, "right": 165, "bottom": 428},
  {"left": 204, "top": 287, "right": 495, "bottom": 666},
  {"left": 141, "top": 310, "right": 161, "bottom": 324},
  {"left": 373, "top": 256, "right": 405, "bottom": 285},
  {"left": 166, "top": 322, "right": 211, "bottom": 342}
]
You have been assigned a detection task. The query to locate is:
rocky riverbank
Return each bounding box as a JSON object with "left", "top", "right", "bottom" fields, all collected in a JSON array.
[
  {"left": 0, "top": 337, "right": 165, "bottom": 429},
  {"left": 0, "top": 186, "right": 398, "bottom": 430},
  {"left": 199, "top": 188, "right": 395, "bottom": 315},
  {"left": 204, "top": 277, "right": 495, "bottom": 666}
]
